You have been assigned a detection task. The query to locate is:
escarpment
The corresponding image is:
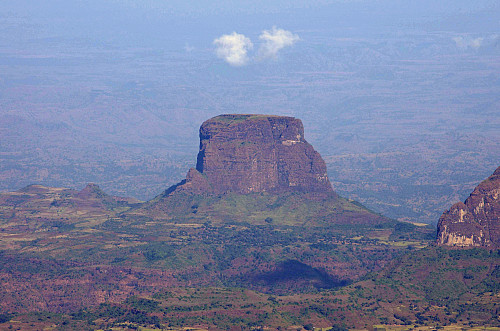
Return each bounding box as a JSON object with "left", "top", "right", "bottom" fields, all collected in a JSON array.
[{"left": 436, "top": 166, "right": 500, "bottom": 248}]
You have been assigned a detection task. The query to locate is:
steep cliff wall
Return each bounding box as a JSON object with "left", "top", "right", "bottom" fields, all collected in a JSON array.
[
  {"left": 436, "top": 166, "right": 500, "bottom": 248},
  {"left": 130, "top": 114, "right": 394, "bottom": 226},
  {"left": 175, "top": 114, "right": 332, "bottom": 194}
]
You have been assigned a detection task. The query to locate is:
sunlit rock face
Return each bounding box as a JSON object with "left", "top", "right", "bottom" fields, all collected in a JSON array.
[
  {"left": 437, "top": 166, "right": 500, "bottom": 248},
  {"left": 174, "top": 114, "right": 333, "bottom": 195}
]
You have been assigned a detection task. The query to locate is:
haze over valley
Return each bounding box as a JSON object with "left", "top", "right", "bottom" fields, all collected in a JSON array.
[
  {"left": 1, "top": 1, "right": 499, "bottom": 224},
  {"left": 1, "top": 2, "right": 500, "bottom": 329}
]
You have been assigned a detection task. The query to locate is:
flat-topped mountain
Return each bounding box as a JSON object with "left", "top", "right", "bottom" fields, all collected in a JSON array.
[
  {"left": 173, "top": 114, "right": 332, "bottom": 195},
  {"left": 135, "top": 114, "right": 390, "bottom": 226},
  {"left": 436, "top": 166, "right": 500, "bottom": 248}
]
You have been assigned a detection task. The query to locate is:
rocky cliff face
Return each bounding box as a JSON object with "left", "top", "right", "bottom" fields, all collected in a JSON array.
[
  {"left": 129, "top": 114, "right": 396, "bottom": 226},
  {"left": 172, "top": 114, "right": 332, "bottom": 195},
  {"left": 436, "top": 166, "right": 500, "bottom": 248}
]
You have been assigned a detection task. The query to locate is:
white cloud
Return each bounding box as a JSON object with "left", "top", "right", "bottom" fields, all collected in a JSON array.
[
  {"left": 453, "top": 36, "right": 484, "bottom": 50},
  {"left": 184, "top": 43, "right": 195, "bottom": 52},
  {"left": 213, "top": 27, "right": 300, "bottom": 66},
  {"left": 258, "top": 27, "right": 300, "bottom": 59},
  {"left": 213, "top": 32, "right": 254, "bottom": 66}
]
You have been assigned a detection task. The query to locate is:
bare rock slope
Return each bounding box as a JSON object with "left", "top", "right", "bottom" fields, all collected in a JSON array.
[{"left": 436, "top": 166, "right": 500, "bottom": 248}]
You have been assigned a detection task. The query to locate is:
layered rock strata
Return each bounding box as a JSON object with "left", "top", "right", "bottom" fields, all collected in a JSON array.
[
  {"left": 171, "top": 114, "right": 332, "bottom": 195},
  {"left": 436, "top": 166, "right": 500, "bottom": 248}
]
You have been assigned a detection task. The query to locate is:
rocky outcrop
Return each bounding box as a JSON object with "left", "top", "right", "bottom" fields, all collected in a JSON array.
[
  {"left": 170, "top": 114, "right": 332, "bottom": 195},
  {"left": 127, "top": 114, "right": 396, "bottom": 226},
  {"left": 436, "top": 166, "right": 500, "bottom": 248}
]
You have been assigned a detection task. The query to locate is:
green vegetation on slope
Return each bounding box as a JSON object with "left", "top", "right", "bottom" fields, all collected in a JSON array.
[{"left": 136, "top": 191, "right": 391, "bottom": 227}]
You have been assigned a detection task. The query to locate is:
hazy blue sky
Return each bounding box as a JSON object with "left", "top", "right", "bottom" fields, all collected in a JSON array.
[{"left": 1, "top": 0, "right": 498, "bottom": 48}]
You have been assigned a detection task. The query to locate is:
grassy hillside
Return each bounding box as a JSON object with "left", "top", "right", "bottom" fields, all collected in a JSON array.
[{"left": 133, "top": 191, "right": 392, "bottom": 227}]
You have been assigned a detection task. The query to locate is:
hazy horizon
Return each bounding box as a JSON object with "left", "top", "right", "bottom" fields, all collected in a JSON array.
[{"left": 1, "top": 0, "right": 499, "bottom": 224}]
